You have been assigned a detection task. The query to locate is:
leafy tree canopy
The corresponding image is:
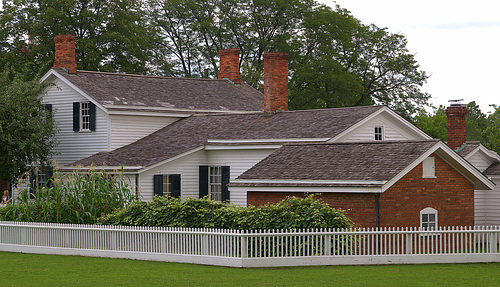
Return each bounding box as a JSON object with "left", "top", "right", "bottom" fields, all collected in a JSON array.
[
  {"left": 1, "top": 0, "right": 431, "bottom": 116},
  {"left": 413, "top": 102, "right": 500, "bottom": 153},
  {"left": 148, "top": 0, "right": 430, "bottom": 117},
  {"left": 0, "top": 69, "right": 57, "bottom": 184},
  {"left": 0, "top": 0, "right": 155, "bottom": 80}
]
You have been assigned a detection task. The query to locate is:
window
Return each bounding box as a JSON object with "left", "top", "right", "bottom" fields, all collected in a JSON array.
[
  {"left": 80, "top": 102, "right": 90, "bottom": 131},
  {"left": 73, "top": 102, "right": 96, "bottom": 132},
  {"left": 420, "top": 207, "right": 438, "bottom": 230},
  {"left": 422, "top": 157, "right": 436, "bottom": 178},
  {"left": 209, "top": 167, "right": 222, "bottom": 201},
  {"left": 199, "top": 166, "right": 230, "bottom": 202},
  {"left": 374, "top": 126, "right": 384, "bottom": 141},
  {"left": 29, "top": 167, "right": 53, "bottom": 198},
  {"left": 153, "top": 174, "right": 181, "bottom": 198}
]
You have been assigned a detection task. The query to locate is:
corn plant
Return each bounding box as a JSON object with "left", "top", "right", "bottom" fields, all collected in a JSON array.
[{"left": 0, "top": 168, "right": 137, "bottom": 224}]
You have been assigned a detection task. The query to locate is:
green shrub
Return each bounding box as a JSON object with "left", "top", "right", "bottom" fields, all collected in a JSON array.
[
  {"left": 99, "top": 195, "right": 352, "bottom": 230},
  {"left": 0, "top": 168, "right": 137, "bottom": 224}
]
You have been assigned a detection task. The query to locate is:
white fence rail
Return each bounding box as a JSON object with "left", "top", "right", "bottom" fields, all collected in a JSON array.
[{"left": 1, "top": 221, "right": 499, "bottom": 267}]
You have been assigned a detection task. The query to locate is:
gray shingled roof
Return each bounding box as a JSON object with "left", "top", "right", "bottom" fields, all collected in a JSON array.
[
  {"left": 484, "top": 162, "right": 500, "bottom": 175},
  {"left": 70, "top": 105, "right": 385, "bottom": 168},
  {"left": 234, "top": 140, "right": 440, "bottom": 183},
  {"left": 457, "top": 141, "right": 481, "bottom": 157},
  {"left": 54, "top": 68, "right": 263, "bottom": 112}
]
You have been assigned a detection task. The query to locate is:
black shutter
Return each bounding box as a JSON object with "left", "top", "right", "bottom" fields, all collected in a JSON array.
[
  {"left": 89, "top": 102, "right": 96, "bottom": 131},
  {"left": 73, "top": 102, "right": 80, "bottom": 131},
  {"left": 44, "top": 104, "right": 52, "bottom": 113},
  {"left": 153, "top": 174, "right": 163, "bottom": 197},
  {"left": 199, "top": 166, "right": 209, "bottom": 198},
  {"left": 171, "top": 174, "right": 181, "bottom": 198},
  {"left": 221, "top": 166, "right": 230, "bottom": 202}
]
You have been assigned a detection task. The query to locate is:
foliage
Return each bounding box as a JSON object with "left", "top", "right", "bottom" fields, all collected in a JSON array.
[
  {"left": 412, "top": 101, "right": 500, "bottom": 153},
  {"left": 148, "top": 0, "right": 430, "bottom": 116},
  {"left": 0, "top": 168, "right": 137, "bottom": 224},
  {"left": 99, "top": 195, "right": 352, "bottom": 230},
  {"left": 413, "top": 105, "right": 447, "bottom": 140},
  {"left": 0, "top": 69, "right": 57, "bottom": 184},
  {"left": 0, "top": 0, "right": 155, "bottom": 79}
]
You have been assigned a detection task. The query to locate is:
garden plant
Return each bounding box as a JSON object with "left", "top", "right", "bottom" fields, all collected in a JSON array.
[{"left": 0, "top": 168, "right": 136, "bottom": 224}]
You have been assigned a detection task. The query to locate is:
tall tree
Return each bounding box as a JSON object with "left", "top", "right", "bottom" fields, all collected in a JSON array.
[
  {"left": 0, "top": 70, "right": 57, "bottom": 185},
  {"left": 0, "top": 0, "right": 155, "bottom": 79},
  {"left": 148, "top": 0, "right": 430, "bottom": 116}
]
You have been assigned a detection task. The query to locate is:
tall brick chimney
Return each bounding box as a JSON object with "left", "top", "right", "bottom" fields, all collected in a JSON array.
[
  {"left": 263, "top": 52, "right": 289, "bottom": 113},
  {"left": 218, "top": 48, "right": 241, "bottom": 85},
  {"left": 54, "top": 34, "right": 77, "bottom": 74},
  {"left": 446, "top": 100, "right": 467, "bottom": 150}
]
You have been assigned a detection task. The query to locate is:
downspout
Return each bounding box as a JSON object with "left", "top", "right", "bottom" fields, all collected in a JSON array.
[
  {"left": 135, "top": 174, "right": 139, "bottom": 197},
  {"left": 375, "top": 193, "right": 380, "bottom": 228}
]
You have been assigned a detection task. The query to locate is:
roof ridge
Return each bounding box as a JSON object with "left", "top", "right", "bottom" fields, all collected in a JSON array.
[
  {"left": 284, "top": 139, "right": 439, "bottom": 147},
  {"left": 73, "top": 69, "right": 226, "bottom": 82}
]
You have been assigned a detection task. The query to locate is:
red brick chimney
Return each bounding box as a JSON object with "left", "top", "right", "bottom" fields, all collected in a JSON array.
[
  {"left": 446, "top": 101, "right": 467, "bottom": 150},
  {"left": 54, "top": 34, "right": 77, "bottom": 74},
  {"left": 263, "top": 52, "right": 289, "bottom": 113},
  {"left": 218, "top": 48, "right": 241, "bottom": 85}
]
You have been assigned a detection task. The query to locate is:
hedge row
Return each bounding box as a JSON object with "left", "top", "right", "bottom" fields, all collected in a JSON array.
[{"left": 99, "top": 195, "right": 352, "bottom": 230}]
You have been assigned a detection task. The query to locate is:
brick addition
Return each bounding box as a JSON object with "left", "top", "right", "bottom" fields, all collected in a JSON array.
[{"left": 247, "top": 153, "right": 475, "bottom": 228}]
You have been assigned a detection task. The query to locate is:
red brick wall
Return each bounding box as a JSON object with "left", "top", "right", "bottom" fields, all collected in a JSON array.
[
  {"left": 247, "top": 192, "right": 377, "bottom": 227},
  {"left": 446, "top": 106, "right": 467, "bottom": 150},
  {"left": 246, "top": 154, "right": 475, "bottom": 228},
  {"left": 263, "top": 52, "right": 288, "bottom": 113},
  {"left": 218, "top": 48, "right": 241, "bottom": 84},
  {"left": 54, "top": 34, "right": 77, "bottom": 74},
  {"left": 379, "top": 154, "right": 474, "bottom": 227}
]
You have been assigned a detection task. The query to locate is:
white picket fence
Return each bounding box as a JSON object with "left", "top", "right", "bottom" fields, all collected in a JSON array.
[{"left": 0, "top": 221, "right": 499, "bottom": 267}]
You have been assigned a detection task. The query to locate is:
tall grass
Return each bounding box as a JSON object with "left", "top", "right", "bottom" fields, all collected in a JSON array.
[{"left": 0, "top": 168, "right": 137, "bottom": 224}]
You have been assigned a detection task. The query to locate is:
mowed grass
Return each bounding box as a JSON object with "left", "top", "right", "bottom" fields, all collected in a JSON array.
[{"left": 1, "top": 252, "right": 500, "bottom": 286}]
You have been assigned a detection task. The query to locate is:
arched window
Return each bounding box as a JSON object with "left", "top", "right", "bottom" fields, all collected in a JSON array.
[{"left": 420, "top": 207, "right": 438, "bottom": 230}]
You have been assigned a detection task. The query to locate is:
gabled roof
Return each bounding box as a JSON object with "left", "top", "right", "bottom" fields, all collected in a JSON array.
[
  {"left": 234, "top": 141, "right": 438, "bottom": 183},
  {"left": 70, "top": 105, "right": 385, "bottom": 168},
  {"left": 230, "top": 140, "right": 494, "bottom": 191},
  {"left": 42, "top": 68, "right": 263, "bottom": 113}
]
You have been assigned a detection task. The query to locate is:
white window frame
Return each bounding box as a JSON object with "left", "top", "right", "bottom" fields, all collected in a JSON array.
[
  {"left": 162, "top": 174, "right": 173, "bottom": 198},
  {"left": 374, "top": 126, "right": 384, "bottom": 141},
  {"left": 422, "top": 157, "right": 436, "bottom": 178},
  {"left": 80, "top": 102, "right": 91, "bottom": 131},
  {"left": 420, "top": 207, "right": 438, "bottom": 230},
  {"left": 209, "top": 166, "right": 222, "bottom": 201}
]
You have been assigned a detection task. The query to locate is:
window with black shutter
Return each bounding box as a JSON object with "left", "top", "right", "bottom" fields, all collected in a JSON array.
[
  {"left": 154, "top": 174, "right": 181, "bottom": 198},
  {"left": 73, "top": 101, "right": 96, "bottom": 132},
  {"left": 200, "top": 166, "right": 230, "bottom": 202}
]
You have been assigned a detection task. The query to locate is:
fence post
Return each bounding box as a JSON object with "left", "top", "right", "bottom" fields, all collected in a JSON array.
[
  {"left": 241, "top": 231, "right": 248, "bottom": 258},
  {"left": 489, "top": 228, "right": 498, "bottom": 254},
  {"left": 325, "top": 230, "right": 332, "bottom": 256},
  {"left": 406, "top": 227, "right": 412, "bottom": 254}
]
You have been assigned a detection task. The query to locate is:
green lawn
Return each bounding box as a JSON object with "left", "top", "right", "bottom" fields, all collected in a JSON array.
[{"left": 1, "top": 251, "right": 499, "bottom": 286}]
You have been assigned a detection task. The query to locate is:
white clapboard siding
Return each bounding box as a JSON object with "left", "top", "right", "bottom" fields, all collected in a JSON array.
[
  {"left": 475, "top": 177, "right": 500, "bottom": 226},
  {"left": 137, "top": 148, "right": 276, "bottom": 203},
  {"left": 467, "top": 151, "right": 496, "bottom": 172},
  {"left": 41, "top": 78, "right": 109, "bottom": 167},
  {"left": 336, "top": 113, "right": 425, "bottom": 142},
  {"left": 109, "top": 115, "right": 180, "bottom": 150},
  {"left": 138, "top": 149, "right": 208, "bottom": 202},
  {"left": 207, "top": 149, "right": 276, "bottom": 206}
]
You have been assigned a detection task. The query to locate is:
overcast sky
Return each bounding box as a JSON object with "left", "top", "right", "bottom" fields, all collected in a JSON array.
[{"left": 324, "top": 0, "right": 500, "bottom": 113}]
